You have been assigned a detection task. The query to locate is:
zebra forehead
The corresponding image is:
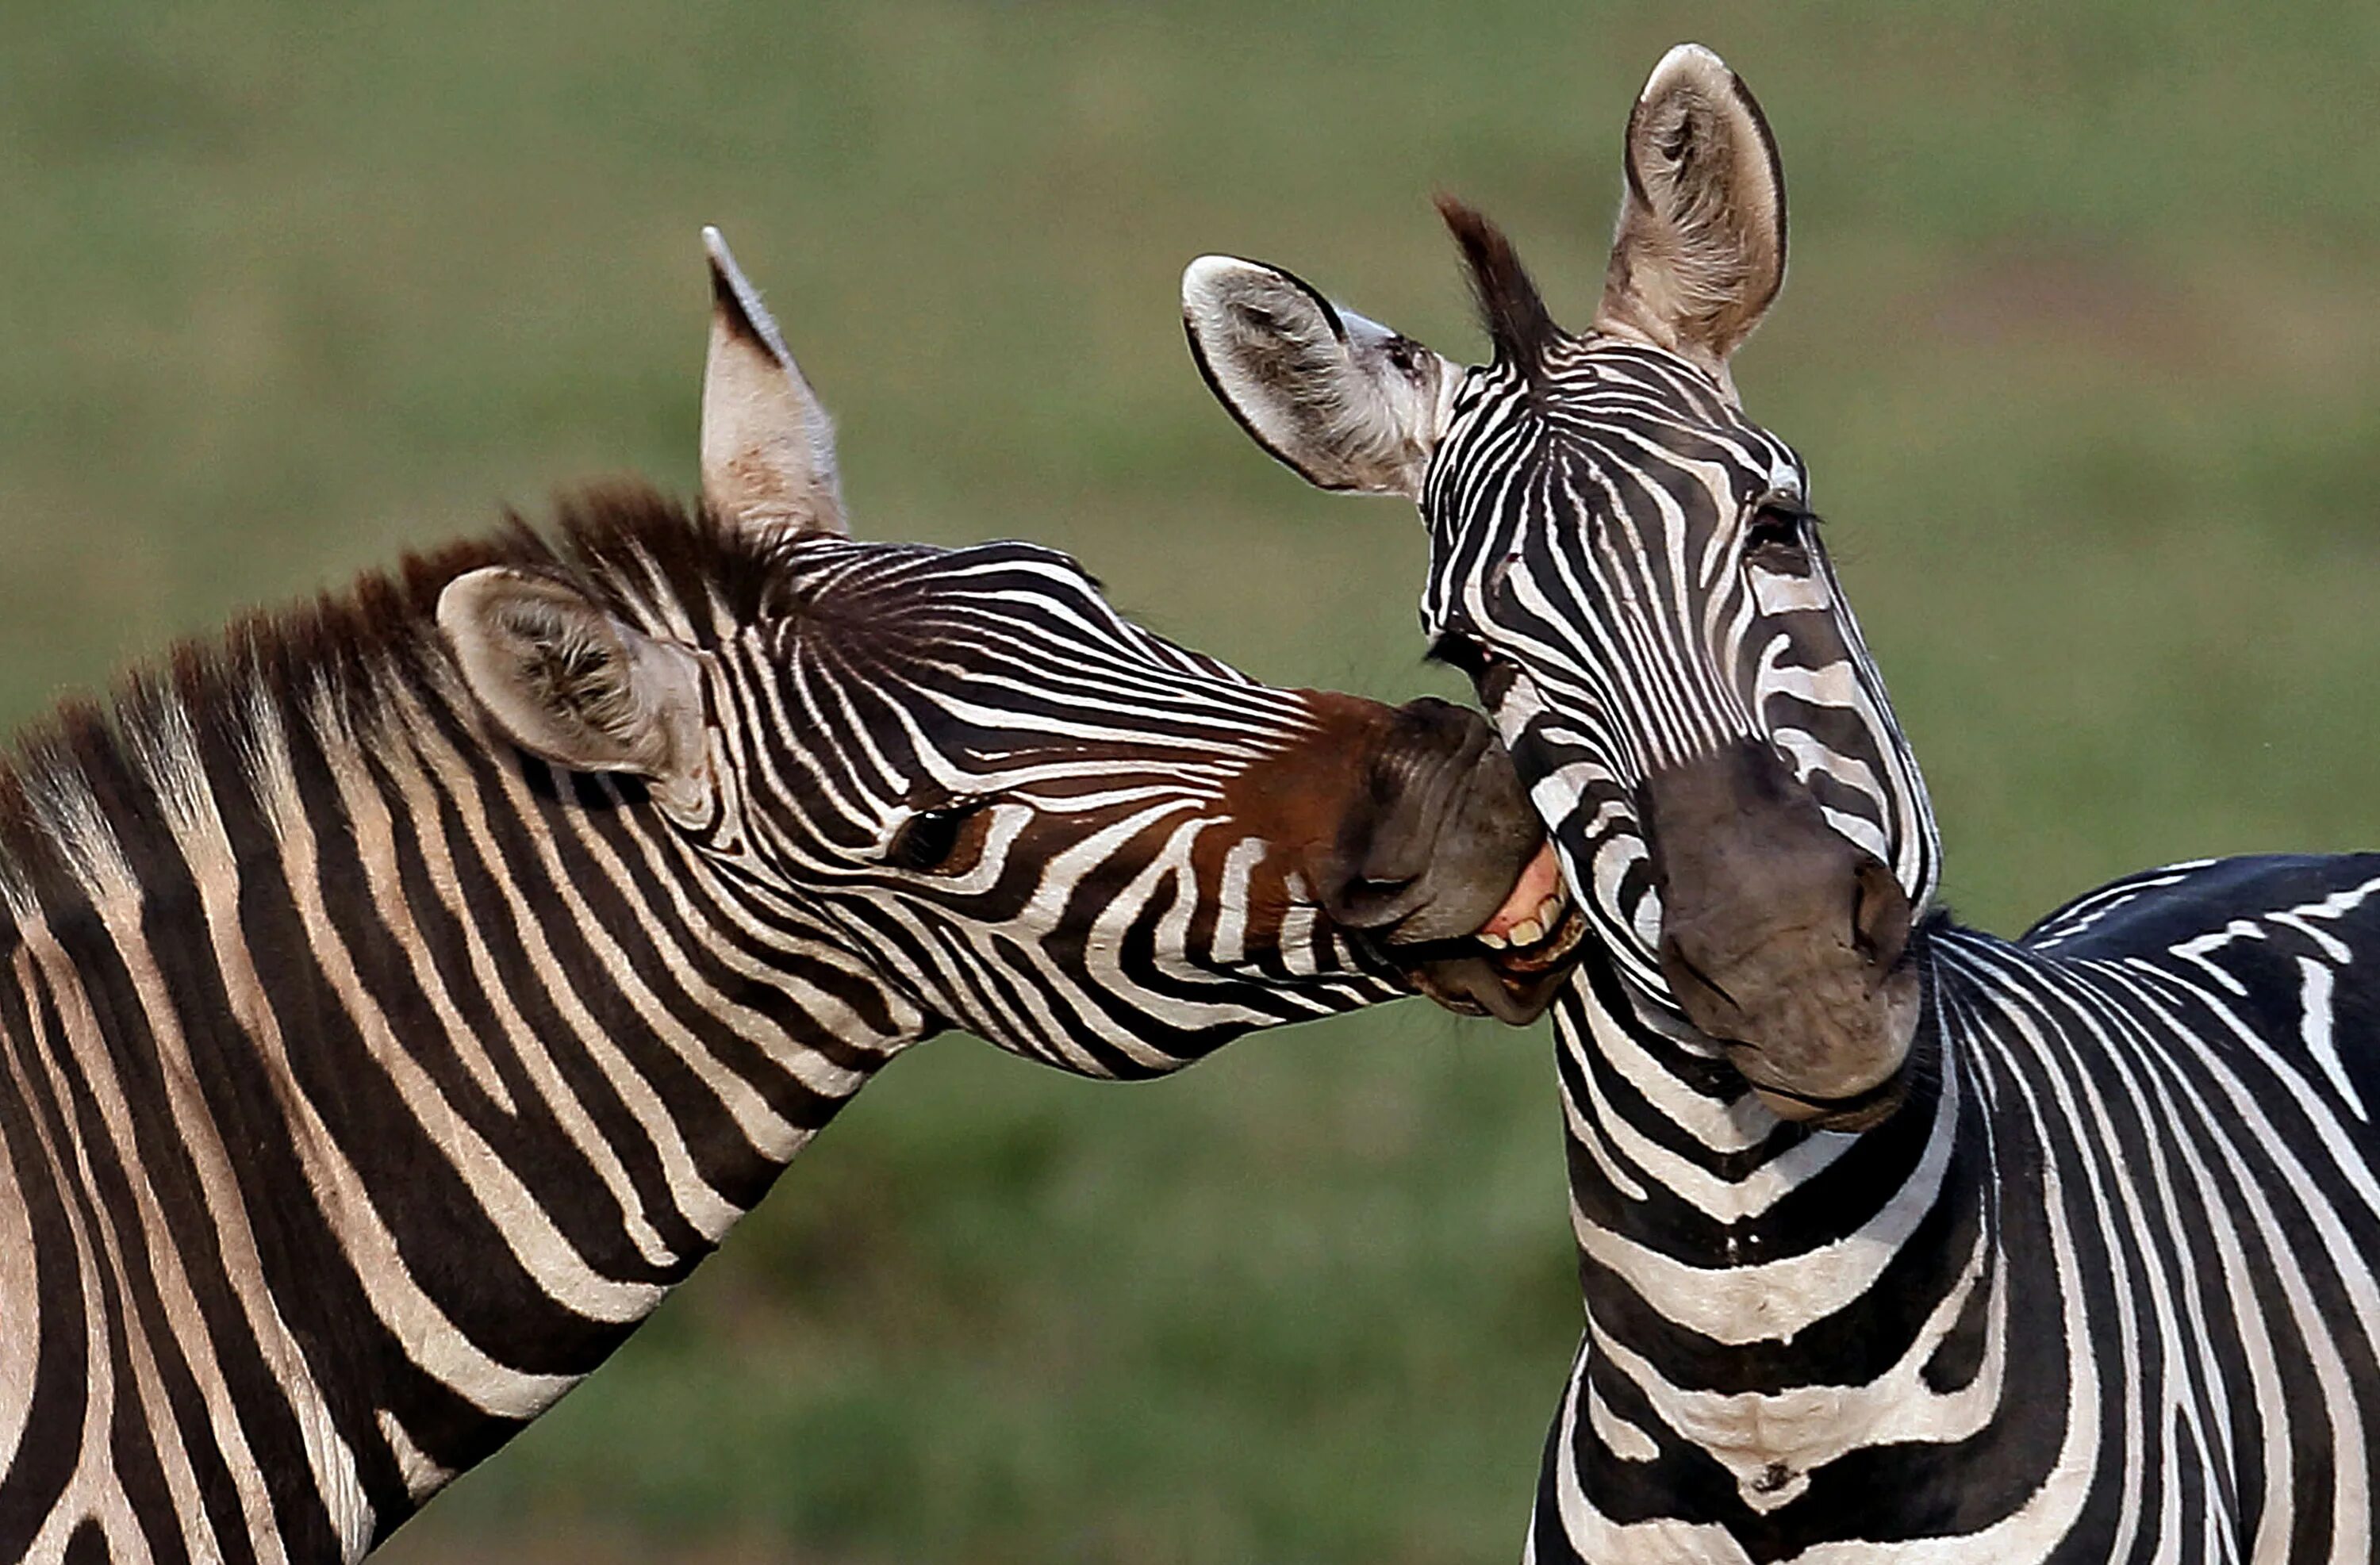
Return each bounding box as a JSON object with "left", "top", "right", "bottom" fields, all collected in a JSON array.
[{"left": 1440, "top": 361, "right": 1802, "bottom": 529}]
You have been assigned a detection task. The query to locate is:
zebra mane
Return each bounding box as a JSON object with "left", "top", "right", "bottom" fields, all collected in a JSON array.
[
  {"left": 0, "top": 485, "right": 792, "bottom": 929},
  {"left": 1436, "top": 194, "right": 1562, "bottom": 375}
]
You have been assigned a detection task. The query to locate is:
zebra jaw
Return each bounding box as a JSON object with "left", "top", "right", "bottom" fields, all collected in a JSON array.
[{"left": 1395, "top": 844, "right": 1590, "bottom": 1023}]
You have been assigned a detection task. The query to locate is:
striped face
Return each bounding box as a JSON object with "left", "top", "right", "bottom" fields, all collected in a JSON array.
[
  {"left": 1415, "top": 336, "right": 1941, "bottom": 988},
  {"left": 427, "top": 229, "right": 1572, "bottom": 1085},
  {"left": 1184, "top": 47, "right": 1937, "bottom": 1115},
  {"left": 647, "top": 529, "right": 1561, "bottom": 1076}
]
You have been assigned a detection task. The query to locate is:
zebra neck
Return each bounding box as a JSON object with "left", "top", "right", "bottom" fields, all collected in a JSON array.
[
  {"left": 1542, "top": 941, "right": 2037, "bottom": 1525},
  {"left": 1551, "top": 942, "right": 1987, "bottom": 1403},
  {"left": 0, "top": 693, "right": 931, "bottom": 1552}
]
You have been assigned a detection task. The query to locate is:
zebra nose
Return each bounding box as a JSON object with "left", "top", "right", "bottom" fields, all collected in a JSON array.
[
  {"left": 1322, "top": 696, "right": 1543, "bottom": 946},
  {"left": 1312, "top": 696, "right": 1588, "bottom": 1025},
  {"left": 1643, "top": 738, "right": 1921, "bottom": 1126}
]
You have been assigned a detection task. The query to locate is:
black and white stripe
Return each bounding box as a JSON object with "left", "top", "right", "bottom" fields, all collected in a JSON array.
[
  {"left": 1421, "top": 336, "right": 1942, "bottom": 1003},
  {"left": 0, "top": 495, "right": 1431, "bottom": 1561},
  {"left": 0, "top": 226, "right": 1554, "bottom": 1563},
  {"left": 1525, "top": 855, "right": 2380, "bottom": 1562},
  {"left": 1183, "top": 41, "right": 2380, "bottom": 1561}
]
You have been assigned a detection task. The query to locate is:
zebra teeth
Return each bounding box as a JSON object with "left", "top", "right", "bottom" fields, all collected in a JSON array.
[
  {"left": 1496, "top": 899, "right": 1590, "bottom": 974},
  {"left": 1494, "top": 890, "right": 1573, "bottom": 957}
]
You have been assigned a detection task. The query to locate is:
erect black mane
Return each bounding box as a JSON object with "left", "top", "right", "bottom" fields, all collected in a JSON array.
[
  {"left": 0, "top": 485, "right": 797, "bottom": 926},
  {"left": 1436, "top": 194, "right": 1563, "bottom": 374}
]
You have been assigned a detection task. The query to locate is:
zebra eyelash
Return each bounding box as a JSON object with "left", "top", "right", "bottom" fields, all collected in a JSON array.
[{"left": 1744, "top": 495, "right": 1820, "bottom": 562}]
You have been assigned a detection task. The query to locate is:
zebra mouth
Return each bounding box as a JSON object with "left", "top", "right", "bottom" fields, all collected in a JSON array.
[
  {"left": 1473, "top": 842, "right": 1572, "bottom": 957},
  {"left": 1399, "top": 845, "right": 1588, "bottom": 1022},
  {"left": 1486, "top": 895, "right": 1589, "bottom": 972}
]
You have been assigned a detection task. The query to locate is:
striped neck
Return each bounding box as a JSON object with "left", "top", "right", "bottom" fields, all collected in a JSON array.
[
  {"left": 0, "top": 627, "right": 928, "bottom": 1558},
  {"left": 1547, "top": 937, "right": 1987, "bottom": 1510}
]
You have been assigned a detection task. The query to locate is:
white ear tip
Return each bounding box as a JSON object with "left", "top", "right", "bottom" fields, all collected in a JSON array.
[
  {"left": 1644, "top": 41, "right": 1731, "bottom": 98},
  {"left": 703, "top": 227, "right": 796, "bottom": 369},
  {"left": 1182, "top": 254, "right": 1258, "bottom": 299},
  {"left": 437, "top": 565, "right": 505, "bottom": 631},
  {"left": 703, "top": 226, "right": 750, "bottom": 294}
]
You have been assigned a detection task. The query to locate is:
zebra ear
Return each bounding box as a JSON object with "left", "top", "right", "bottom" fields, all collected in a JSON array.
[
  {"left": 438, "top": 567, "right": 711, "bottom": 811},
  {"left": 1594, "top": 44, "right": 1786, "bottom": 384},
  {"left": 1182, "top": 255, "right": 1453, "bottom": 500},
  {"left": 701, "top": 226, "right": 847, "bottom": 537}
]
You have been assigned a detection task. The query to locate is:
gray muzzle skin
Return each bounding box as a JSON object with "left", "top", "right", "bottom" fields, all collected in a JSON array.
[
  {"left": 1644, "top": 739, "right": 1921, "bottom": 1130},
  {"left": 1324, "top": 698, "right": 1580, "bottom": 1025}
]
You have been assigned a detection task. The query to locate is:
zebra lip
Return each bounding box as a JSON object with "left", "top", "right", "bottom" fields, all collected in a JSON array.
[
  {"left": 1394, "top": 874, "right": 1587, "bottom": 1023},
  {"left": 1745, "top": 1068, "right": 1911, "bottom": 1133}
]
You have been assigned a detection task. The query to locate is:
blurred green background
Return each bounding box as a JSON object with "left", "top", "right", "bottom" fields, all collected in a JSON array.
[{"left": 4, "top": 2, "right": 2378, "bottom": 1560}]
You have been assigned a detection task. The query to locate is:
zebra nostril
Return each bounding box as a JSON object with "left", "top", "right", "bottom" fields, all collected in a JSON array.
[
  {"left": 1330, "top": 874, "right": 1421, "bottom": 930},
  {"left": 1850, "top": 854, "right": 1912, "bottom": 969}
]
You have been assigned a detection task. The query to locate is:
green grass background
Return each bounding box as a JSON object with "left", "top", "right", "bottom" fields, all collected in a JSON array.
[{"left": 3, "top": 2, "right": 2377, "bottom": 1560}]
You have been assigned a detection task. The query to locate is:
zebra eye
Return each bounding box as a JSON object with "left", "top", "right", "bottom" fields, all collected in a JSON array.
[
  {"left": 1744, "top": 500, "right": 1810, "bottom": 561},
  {"left": 886, "top": 797, "right": 993, "bottom": 873}
]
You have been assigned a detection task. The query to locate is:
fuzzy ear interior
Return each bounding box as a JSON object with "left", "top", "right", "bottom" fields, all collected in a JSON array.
[
  {"left": 438, "top": 566, "right": 710, "bottom": 811},
  {"left": 701, "top": 226, "right": 846, "bottom": 536},
  {"left": 1593, "top": 44, "right": 1787, "bottom": 383},
  {"left": 1181, "top": 255, "right": 1453, "bottom": 499}
]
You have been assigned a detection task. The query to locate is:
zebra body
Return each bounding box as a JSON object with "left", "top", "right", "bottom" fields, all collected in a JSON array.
[
  {"left": 1184, "top": 45, "right": 2380, "bottom": 1560},
  {"left": 1544, "top": 855, "right": 2380, "bottom": 1560},
  {"left": 0, "top": 232, "right": 1559, "bottom": 1563}
]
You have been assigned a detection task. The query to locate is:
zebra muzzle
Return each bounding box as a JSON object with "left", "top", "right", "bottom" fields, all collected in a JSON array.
[
  {"left": 1644, "top": 738, "right": 1922, "bottom": 1128},
  {"left": 1318, "top": 697, "right": 1589, "bottom": 1023}
]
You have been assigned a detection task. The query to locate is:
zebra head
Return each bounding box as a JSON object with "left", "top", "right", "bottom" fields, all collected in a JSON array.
[
  {"left": 1182, "top": 47, "right": 1940, "bottom": 1126},
  {"left": 432, "top": 232, "right": 1573, "bottom": 1083}
]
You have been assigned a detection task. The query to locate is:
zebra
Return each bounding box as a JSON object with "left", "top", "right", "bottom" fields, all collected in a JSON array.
[
  {"left": 0, "top": 228, "right": 1583, "bottom": 1564},
  {"left": 1181, "top": 43, "right": 2380, "bottom": 1563}
]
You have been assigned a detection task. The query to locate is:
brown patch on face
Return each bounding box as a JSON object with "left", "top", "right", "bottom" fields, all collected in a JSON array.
[
  {"left": 1218, "top": 690, "right": 1393, "bottom": 865},
  {"left": 1207, "top": 692, "right": 1576, "bottom": 1022},
  {"left": 1645, "top": 739, "right": 1919, "bottom": 1129},
  {"left": 1204, "top": 690, "right": 1391, "bottom": 945}
]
